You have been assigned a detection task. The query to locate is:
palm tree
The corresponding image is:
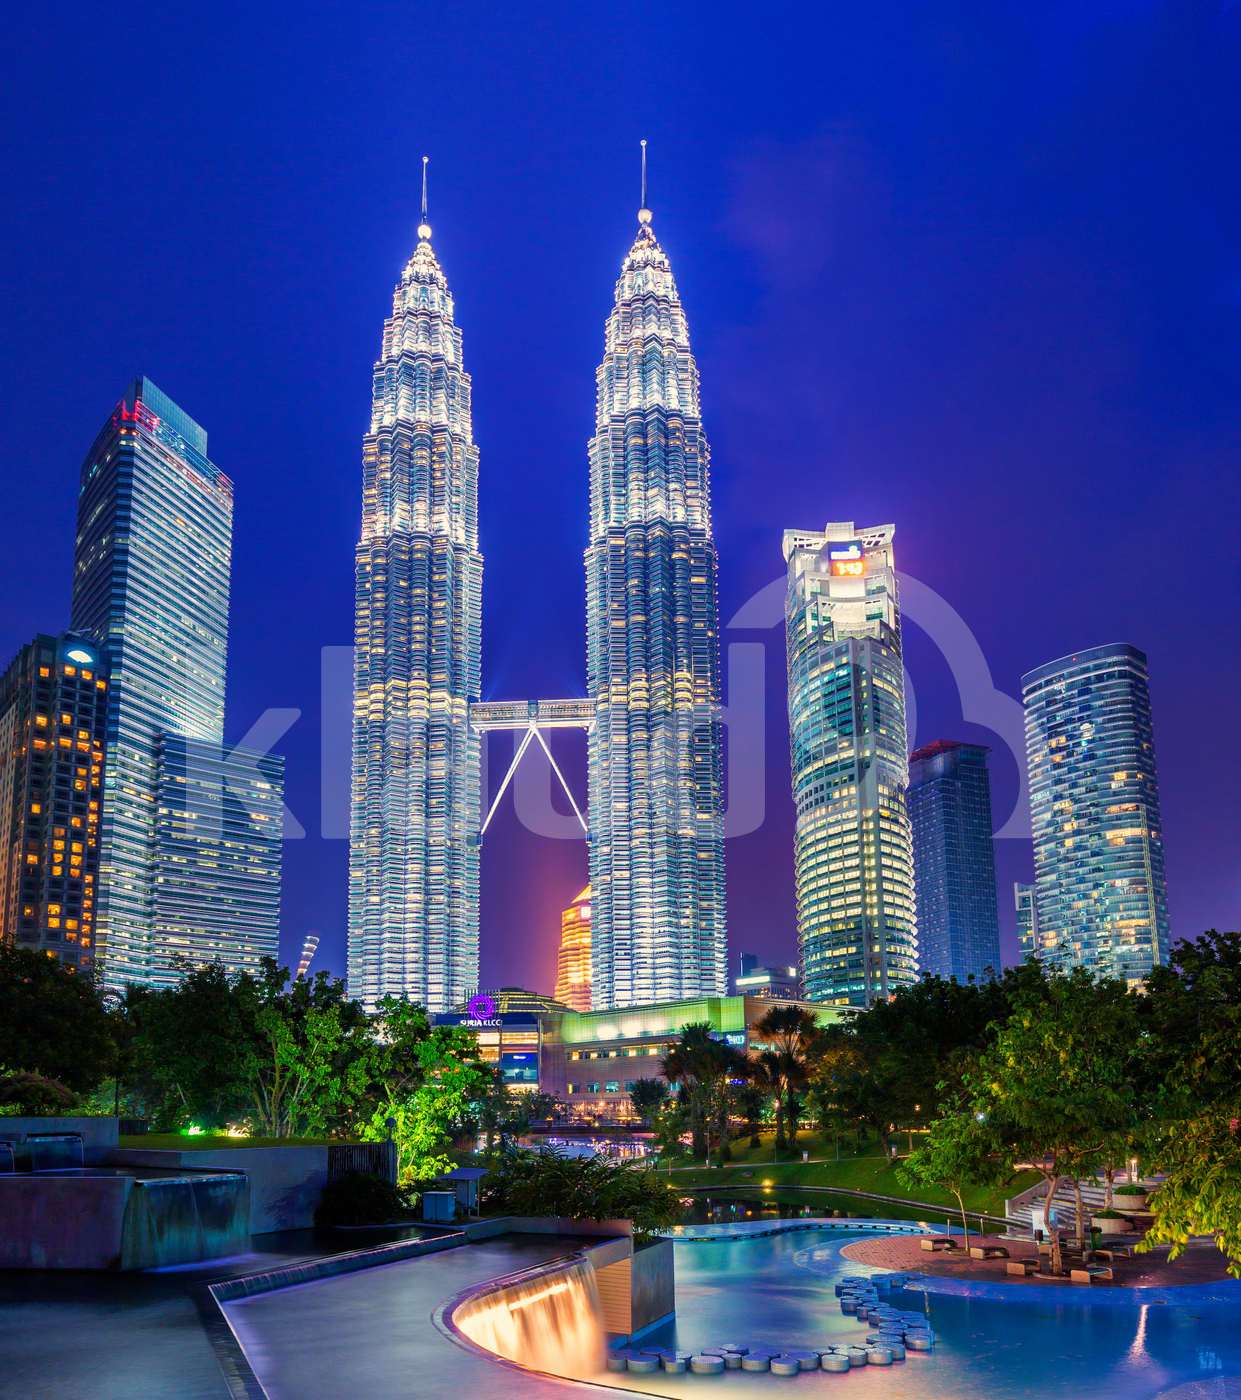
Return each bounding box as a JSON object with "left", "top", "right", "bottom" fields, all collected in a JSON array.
[
  {"left": 754, "top": 1005, "right": 818, "bottom": 1150},
  {"left": 660, "top": 1023, "right": 717, "bottom": 1158}
]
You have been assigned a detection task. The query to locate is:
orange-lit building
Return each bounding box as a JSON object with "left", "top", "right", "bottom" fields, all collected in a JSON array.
[{"left": 554, "top": 885, "right": 592, "bottom": 1012}]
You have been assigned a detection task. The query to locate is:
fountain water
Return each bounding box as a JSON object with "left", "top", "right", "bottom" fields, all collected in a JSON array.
[{"left": 453, "top": 1257, "right": 605, "bottom": 1378}]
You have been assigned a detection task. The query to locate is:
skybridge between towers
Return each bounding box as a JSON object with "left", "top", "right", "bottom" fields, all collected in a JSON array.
[{"left": 469, "top": 698, "right": 594, "bottom": 843}]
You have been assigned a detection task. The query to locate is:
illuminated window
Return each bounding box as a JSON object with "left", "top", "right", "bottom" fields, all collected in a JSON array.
[
  {"left": 39, "top": 667, "right": 49, "bottom": 677},
  {"left": 48, "top": 918, "right": 60, "bottom": 928},
  {"left": 30, "top": 803, "right": 41, "bottom": 814},
  {"left": 81, "top": 671, "right": 92, "bottom": 681},
  {"left": 96, "top": 680, "right": 106, "bottom": 690},
  {"left": 35, "top": 715, "right": 47, "bottom": 727}
]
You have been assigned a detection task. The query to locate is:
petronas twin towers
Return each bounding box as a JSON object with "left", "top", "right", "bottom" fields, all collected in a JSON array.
[{"left": 348, "top": 162, "right": 725, "bottom": 1012}]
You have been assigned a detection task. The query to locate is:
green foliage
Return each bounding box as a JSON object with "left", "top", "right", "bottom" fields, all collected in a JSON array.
[
  {"left": 628, "top": 1077, "right": 669, "bottom": 1119},
  {"left": 482, "top": 1147, "right": 680, "bottom": 1242},
  {"left": 0, "top": 944, "right": 114, "bottom": 1093},
  {"left": 962, "top": 962, "right": 1142, "bottom": 1272},
  {"left": 361, "top": 1013, "right": 488, "bottom": 1182},
  {"left": 314, "top": 1170, "right": 416, "bottom": 1227},
  {"left": 898, "top": 1107, "right": 1005, "bottom": 1238},
  {"left": 1137, "top": 930, "right": 1241, "bottom": 1274},
  {"left": 0, "top": 1072, "right": 78, "bottom": 1116}
]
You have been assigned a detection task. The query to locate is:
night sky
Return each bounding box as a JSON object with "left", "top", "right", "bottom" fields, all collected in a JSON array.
[{"left": 2, "top": 2, "right": 1238, "bottom": 995}]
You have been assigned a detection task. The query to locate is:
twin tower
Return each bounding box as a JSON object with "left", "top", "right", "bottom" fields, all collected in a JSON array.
[{"left": 347, "top": 174, "right": 726, "bottom": 1013}]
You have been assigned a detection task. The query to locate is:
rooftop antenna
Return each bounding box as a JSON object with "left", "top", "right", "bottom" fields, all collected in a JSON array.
[
  {"left": 417, "top": 156, "right": 432, "bottom": 242},
  {"left": 638, "top": 140, "right": 652, "bottom": 226}
]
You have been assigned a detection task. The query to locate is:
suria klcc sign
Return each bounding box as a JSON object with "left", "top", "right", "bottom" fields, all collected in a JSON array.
[{"left": 462, "top": 993, "right": 501, "bottom": 1027}]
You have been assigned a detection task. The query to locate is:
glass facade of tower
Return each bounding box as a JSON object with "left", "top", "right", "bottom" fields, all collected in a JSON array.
[
  {"left": 907, "top": 740, "right": 1001, "bottom": 981},
  {"left": 586, "top": 214, "right": 726, "bottom": 1010},
  {"left": 0, "top": 633, "right": 109, "bottom": 971},
  {"left": 152, "top": 734, "right": 282, "bottom": 974},
  {"left": 1022, "top": 643, "right": 1170, "bottom": 985},
  {"left": 71, "top": 379, "right": 233, "bottom": 987},
  {"left": 349, "top": 225, "right": 482, "bottom": 1012},
  {"left": 783, "top": 522, "right": 917, "bottom": 1006}
]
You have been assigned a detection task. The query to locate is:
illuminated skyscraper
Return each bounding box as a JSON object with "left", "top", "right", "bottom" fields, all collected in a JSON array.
[
  {"left": 349, "top": 176, "right": 482, "bottom": 1012},
  {"left": 0, "top": 633, "right": 108, "bottom": 971},
  {"left": 783, "top": 522, "right": 917, "bottom": 1006},
  {"left": 554, "top": 885, "right": 592, "bottom": 1013},
  {"left": 586, "top": 170, "right": 726, "bottom": 1009},
  {"left": 72, "top": 378, "right": 243, "bottom": 987},
  {"left": 1022, "top": 644, "right": 1169, "bottom": 985}
]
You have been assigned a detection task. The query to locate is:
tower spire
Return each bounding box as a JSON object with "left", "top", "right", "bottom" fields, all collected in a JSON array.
[
  {"left": 417, "top": 157, "right": 432, "bottom": 242},
  {"left": 638, "top": 140, "right": 652, "bottom": 227}
]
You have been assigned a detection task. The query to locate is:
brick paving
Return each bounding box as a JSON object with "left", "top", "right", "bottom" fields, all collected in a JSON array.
[{"left": 839, "top": 1233, "right": 1235, "bottom": 1288}]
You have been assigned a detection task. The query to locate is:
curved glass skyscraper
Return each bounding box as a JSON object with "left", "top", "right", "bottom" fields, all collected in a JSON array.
[
  {"left": 349, "top": 200, "right": 482, "bottom": 1012},
  {"left": 1022, "top": 643, "right": 1169, "bottom": 985},
  {"left": 586, "top": 199, "right": 726, "bottom": 1009}
]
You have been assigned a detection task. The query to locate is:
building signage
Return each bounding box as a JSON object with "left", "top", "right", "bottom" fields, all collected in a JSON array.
[
  {"left": 466, "top": 993, "right": 497, "bottom": 1020},
  {"left": 826, "top": 541, "right": 865, "bottom": 577}
]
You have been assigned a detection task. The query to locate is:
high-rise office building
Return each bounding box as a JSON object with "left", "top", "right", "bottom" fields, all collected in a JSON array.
[
  {"left": 72, "top": 378, "right": 235, "bottom": 987},
  {"left": 1015, "top": 882, "right": 1039, "bottom": 961},
  {"left": 349, "top": 189, "right": 482, "bottom": 1012},
  {"left": 1022, "top": 644, "right": 1170, "bottom": 985},
  {"left": 783, "top": 522, "right": 917, "bottom": 1006},
  {"left": 151, "top": 734, "right": 283, "bottom": 975},
  {"left": 734, "top": 960, "right": 799, "bottom": 999},
  {"left": 907, "top": 740, "right": 1001, "bottom": 981},
  {"left": 586, "top": 189, "right": 726, "bottom": 1010},
  {"left": 554, "top": 885, "right": 592, "bottom": 1013},
  {"left": 0, "top": 633, "right": 108, "bottom": 970}
]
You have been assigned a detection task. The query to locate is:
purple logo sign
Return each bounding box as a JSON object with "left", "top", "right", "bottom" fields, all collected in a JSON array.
[{"left": 466, "top": 993, "right": 497, "bottom": 1021}]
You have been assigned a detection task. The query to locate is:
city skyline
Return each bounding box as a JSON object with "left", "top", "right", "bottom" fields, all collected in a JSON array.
[{"left": 2, "top": 2, "right": 1237, "bottom": 987}]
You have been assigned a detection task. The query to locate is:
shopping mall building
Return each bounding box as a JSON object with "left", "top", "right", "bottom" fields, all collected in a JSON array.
[{"left": 434, "top": 987, "right": 842, "bottom": 1122}]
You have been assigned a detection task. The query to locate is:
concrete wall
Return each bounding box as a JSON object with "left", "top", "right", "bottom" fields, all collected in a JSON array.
[
  {"left": 0, "top": 1117, "right": 118, "bottom": 1164},
  {"left": 0, "top": 1174, "right": 132, "bottom": 1269},
  {"left": 630, "top": 1238, "right": 675, "bottom": 1336},
  {"left": 110, "top": 1146, "right": 329, "bottom": 1233}
]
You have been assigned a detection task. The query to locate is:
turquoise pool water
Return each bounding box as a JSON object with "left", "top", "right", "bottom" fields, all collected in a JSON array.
[{"left": 630, "top": 1228, "right": 1241, "bottom": 1400}]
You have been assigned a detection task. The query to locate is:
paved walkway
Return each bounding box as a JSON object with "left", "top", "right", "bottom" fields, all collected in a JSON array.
[
  {"left": 840, "top": 1233, "right": 1235, "bottom": 1288},
  {"left": 222, "top": 1234, "right": 604, "bottom": 1400}
]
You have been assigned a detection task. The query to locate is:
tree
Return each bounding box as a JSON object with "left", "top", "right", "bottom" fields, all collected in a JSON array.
[
  {"left": 363, "top": 1021, "right": 488, "bottom": 1182},
  {"left": 1137, "top": 930, "right": 1241, "bottom": 1275},
  {"left": 753, "top": 1005, "right": 817, "bottom": 1149},
  {"left": 0, "top": 944, "right": 114, "bottom": 1094},
  {"left": 660, "top": 1023, "right": 719, "bottom": 1158},
  {"left": 964, "top": 964, "right": 1142, "bottom": 1274},
  {"left": 629, "top": 1077, "right": 669, "bottom": 1121},
  {"left": 899, "top": 1107, "right": 1004, "bottom": 1246}
]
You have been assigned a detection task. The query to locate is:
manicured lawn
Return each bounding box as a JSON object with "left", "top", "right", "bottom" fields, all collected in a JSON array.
[
  {"left": 653, "top": 1133, "right": 1038, "bottom": 1219},
  {"left": 117, "top": 1134, "right": 357, "bottom": 1150}
]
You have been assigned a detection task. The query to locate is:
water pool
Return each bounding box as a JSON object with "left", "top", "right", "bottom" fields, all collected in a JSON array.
[{"left": 623, "top": 1228, "right": 1241, "bottom": 1400}]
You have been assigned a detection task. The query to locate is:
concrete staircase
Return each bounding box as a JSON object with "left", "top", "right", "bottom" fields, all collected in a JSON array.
[{"left": 1005, "top": 1176, "right": 1149, "bottom": 1236}]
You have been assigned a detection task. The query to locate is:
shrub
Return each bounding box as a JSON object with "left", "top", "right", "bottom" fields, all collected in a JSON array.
[
  {"left": 1092, "top": 1208, "right": 1124, "bottom": 1218},
  {"left": 481, "top": 1147, "right": 680, "bottom": 1243},
  {"left": 1114, "top": 1184, "right": 1147, "bottom": 1196},
  {"left": 0, "top": 1073, "right": 78, "bottom": 1116},
  {"left": 314, "top": 1170, "right": 416, "bottom": 1227}
]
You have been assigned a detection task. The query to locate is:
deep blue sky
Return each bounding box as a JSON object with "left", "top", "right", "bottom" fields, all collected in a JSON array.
[{"left": 2, "top": 1, "right": 1238, "bottom": 993}]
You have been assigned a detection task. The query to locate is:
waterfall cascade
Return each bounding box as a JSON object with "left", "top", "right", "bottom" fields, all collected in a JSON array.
[{"left": 454, "top": 1257, "right": 605, "bottom": 1377}]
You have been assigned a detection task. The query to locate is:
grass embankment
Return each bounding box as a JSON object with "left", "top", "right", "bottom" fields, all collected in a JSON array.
[
  {"left": 655, "top": 1133, "right": 1039, "bottom": 1220},
  {"left": 118, "top": 1134, "right": 350, "bottom": 1150}
]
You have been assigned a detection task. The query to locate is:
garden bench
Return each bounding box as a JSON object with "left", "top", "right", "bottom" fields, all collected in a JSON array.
[
  {"left": 920, "top": 1237, "right": 956, "bottom": 1251},
  {"left": 1070, "top": 1266, "right": 1113, "bottom": 1283},
  {"left": 1006, "top": 1260, "right": 1038, "bottom": 1276},
  {"left": 969, "top": 1245, "right": 1009, "bottom": 1260}
]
